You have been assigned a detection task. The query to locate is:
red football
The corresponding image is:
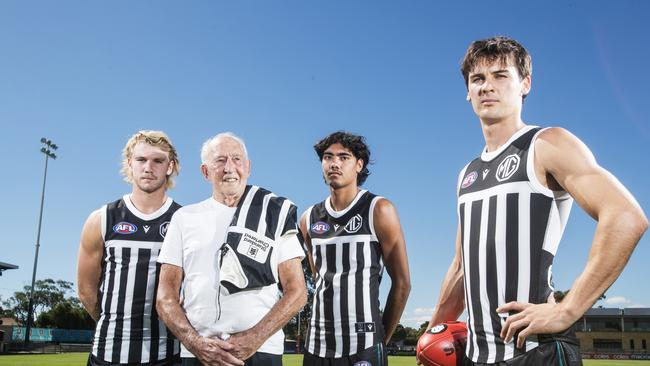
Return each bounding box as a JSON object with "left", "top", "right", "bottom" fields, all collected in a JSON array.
[{"left": 416, "top": 321, "right": 468, "bottom": 366}]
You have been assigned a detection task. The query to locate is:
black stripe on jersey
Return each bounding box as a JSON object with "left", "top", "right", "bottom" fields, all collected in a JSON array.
[
  {"left": 150, "top": 262, "right": 161, "bottom": 361},
  {"left": 324, "top": 244, "right": 337, "bottom": 358},
  {"left": 97, "top": 247, "right": 116, "bottom": 361},
  {"left": 280, "top": 204, "right": 297, "bottom": 237},
  {"left": 469, "top": 200, "right": 489, "bottom": 362},
  {"left": 485, "top": 195, "right": 505, "bottom": 361},
  {"left": 354, "top": 241, "right": 366, "bottom": 355},
  {"left": 264, "top": 196, "right": 285, "bottom": 239},
  {"left": 459, "top": 203, "right": 474, "bottom": 360},
  {"left": 369, "top": 239, "right": 382, "bottom": 342},
  {"left": 340, "top": 243, "right": 351, "bottom": 357},
  {"left": 128, "top": 248, "right": 150, "bottom": 363},
  {"left": 112, "top": 247, "right": 131, "bottom": 362},
  {"left": 312, "top": 248, "right": 324, "bottom": 357},
  {"left": 530, "top": 194, "right": 552, "bottom": 304},
  {"left": 244, "top": 188, "right": 265, "bottom": 230},
  {"left": 505, "top": 193, "right": 523, "bottom": 358}
]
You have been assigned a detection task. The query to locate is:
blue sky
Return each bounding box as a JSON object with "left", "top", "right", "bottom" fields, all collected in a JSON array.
[{"left": 1, "top": 1, "right": 648, "bottom": 328}]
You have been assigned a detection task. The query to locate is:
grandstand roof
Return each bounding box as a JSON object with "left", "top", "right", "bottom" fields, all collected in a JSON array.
[
  {"left": 0, "top": 261, "right": 18, "bottom": 275},
  {"left": 584, "top": 308, "right": 622, "bottom": 316},
  {"left": 624, "top": 308, "right": 650, "bottom": 316}
]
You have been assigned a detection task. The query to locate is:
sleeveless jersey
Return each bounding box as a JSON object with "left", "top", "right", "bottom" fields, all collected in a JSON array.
[
  {"left": 93, "top": 195, "right": 181, "bottom": 364},
  {"left": 457, "top": 126, "right": 573, "bottom": 363},
  {"left": 304, "top": 190, "right": 385, "bottom": 358}
]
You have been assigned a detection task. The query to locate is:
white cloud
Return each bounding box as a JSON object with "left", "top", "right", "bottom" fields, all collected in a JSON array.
[{"left": 601, "top": 295, "right": 647, "bottom": 308}]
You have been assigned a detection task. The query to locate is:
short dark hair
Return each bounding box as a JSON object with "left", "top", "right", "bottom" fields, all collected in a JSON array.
[
  {"left": 461, "top": 36, "right": 532, "bottom": 98},
  {"left": 314, "top": 131, "right": 371, "bottom": 186}
]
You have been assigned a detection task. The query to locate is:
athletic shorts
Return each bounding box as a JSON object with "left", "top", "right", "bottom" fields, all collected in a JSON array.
[
  {"left": 467, "top": 331, "right": 582, "bottom": 366},
  {"left": 181, "top": 352, "right": 282, "bottom": 366},
  {"left": 302, "top": 343, "right": 388, "bottom": 366},
  {"left": 87, "top": 353, "right": 181, "bottom": 366}
]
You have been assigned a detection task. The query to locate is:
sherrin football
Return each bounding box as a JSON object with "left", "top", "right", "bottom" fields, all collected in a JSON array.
[{"left": 416, "top": 321, "right": 468, "bottom": 366}]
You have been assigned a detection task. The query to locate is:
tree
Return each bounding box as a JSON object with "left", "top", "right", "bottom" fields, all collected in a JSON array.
[
  {"left": 1, "top": 278, "right": 89, "bottom": 328},
  {"left": 554, "top": 289, "right": 606, "bottom": 304}
]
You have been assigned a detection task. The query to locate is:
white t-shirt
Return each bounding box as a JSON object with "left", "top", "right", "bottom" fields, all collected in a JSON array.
[{"left": 157, "top": 197, "right": 304, "bottom": 357}]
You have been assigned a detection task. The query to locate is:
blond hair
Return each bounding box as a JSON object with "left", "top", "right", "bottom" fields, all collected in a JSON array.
[{"left": 121, "top": 130, "right": 180, "bottom": 189}]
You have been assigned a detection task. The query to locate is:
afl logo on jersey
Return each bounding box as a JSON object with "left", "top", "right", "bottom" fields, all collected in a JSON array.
[
  {"left": 496, "top": 154, "right": 520, "bottom": 182},
  {"left": 461, "top": 171, "right": 478, "bottom": 188},
  {"left": 311, "top": 221, "right": 330, "bottom": 234},
  {"left": 159, "top": 221, "right": 170, "bottom": 238},
  {"left": 113, "top": 222, "right": 137, "bottom": 235},
  {"left": 345, "top": 214, "right": 363, "bottom": 234}
]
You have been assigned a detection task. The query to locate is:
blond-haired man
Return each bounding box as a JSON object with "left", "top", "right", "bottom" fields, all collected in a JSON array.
[{"left": 78, "top": 130, "right": 182, "bottom": 366}]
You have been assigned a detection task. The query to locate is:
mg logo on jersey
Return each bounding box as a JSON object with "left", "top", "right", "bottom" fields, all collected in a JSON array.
[
  {"left": 345, "top": 214, "right": 363, "bottom": 234},
  {"left": 495, "top": 154, "right": 520, "bottom": 182},
  {"left": 311, "top": 221, "right": 330, "bottom": 234},
  {"left": 159, "top": 221, "right": 170, "bottom": 238},
  {"left": 113, "top": 222, "right": 137, "bottom": 235}
]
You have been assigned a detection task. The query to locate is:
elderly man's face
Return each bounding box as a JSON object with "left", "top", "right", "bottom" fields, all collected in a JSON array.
[{"left": 202, "top": 137, "right": 250, "bottom": 197}]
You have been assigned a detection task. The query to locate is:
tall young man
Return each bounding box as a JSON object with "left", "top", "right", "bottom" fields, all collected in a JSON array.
[
  {"left": 301, "top": 131, "right": 411, "bottom": 366},
  {"left": 426, "top": 36, "right": 647, "bottom": 365},
  {"left": 77, "top": 131, "right": 182, "bottom": 365}
]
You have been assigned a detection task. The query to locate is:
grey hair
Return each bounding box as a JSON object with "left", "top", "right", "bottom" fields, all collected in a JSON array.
[{"left": 201, "top": 132, "right": 249, "bottom": 164}]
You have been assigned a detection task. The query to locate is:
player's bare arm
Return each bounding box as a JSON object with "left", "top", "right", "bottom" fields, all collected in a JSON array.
[
  {"left": 299, "top": 212, "right": 318, "bottom": 280},
  {"left": 374, "top": 198, "right": 411, "bottom": 344},
  {"left": 498, "top": 127, "right": 648, "bottom": 348},
  {"left": 77, "top": 209, "right": 104, "bottom": 321},
  {"left": 156, "top": 263, "right": 243, "bottom": 366},
  {"left": 229, "top": 256, "right": 307, "bottom": 360},
  {"left": 427, "top": 225, "right": 465, "bottom": 329}
]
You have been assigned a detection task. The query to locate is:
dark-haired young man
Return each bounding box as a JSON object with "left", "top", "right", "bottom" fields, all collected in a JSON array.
[
  {"left": 300, "top": 131, "right": 411, "bottom": 366},
  {"left": 425, "top": 36, "right": 647, "bottom": 365}
]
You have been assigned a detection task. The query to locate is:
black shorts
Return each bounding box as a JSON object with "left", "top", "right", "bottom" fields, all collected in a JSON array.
[
  {"left": 302, "top": 343, "right": 388, "bottom": 366},
  {"left": 468, "top": 336, "right": 582, "bottom": 366},
  {"left": 181, "top": 352, "right": 282, "bottom": 366},
  {"left": 87, "top": 353, "right": 181, "bottom": 366}
]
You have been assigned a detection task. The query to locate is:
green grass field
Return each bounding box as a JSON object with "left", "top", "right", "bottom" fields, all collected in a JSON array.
[{"left": 0, "top": 353, "right": 649, "bottom": 365}]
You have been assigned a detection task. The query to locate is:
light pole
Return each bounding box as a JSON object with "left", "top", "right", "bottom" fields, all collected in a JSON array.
[{"left": 24, "top": 138, "right": 57, "bottom": 347}]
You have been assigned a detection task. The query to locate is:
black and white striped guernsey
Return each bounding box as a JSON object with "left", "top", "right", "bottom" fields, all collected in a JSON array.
[
  {"left": 93, "top": 196, "right": 181, "bottom": 364},
  {"left": 304, "top": 190, "right": 385, "bottom": 358},
  {"left": 457, "top": 126, "right": 573, "bottom": 363}
]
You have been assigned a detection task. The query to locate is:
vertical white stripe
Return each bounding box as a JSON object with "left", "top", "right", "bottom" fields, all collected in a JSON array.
[
  {"left": 120, "top": 249, "right": 139, "bottom": 363},
  {"left": 478, "top": 199, "right": 496, "bottom": 362},
  {"left": 517, "top": 194, "right": 531, "bottom": 304},
  {"left": 333, "top": 243, "right": 343, "bottom": 357},
  {"left": 307, "top": 242, "right": 320, "bottom": 356},
  {"left": 347, "top": 241, "right": 358, "bottom": 356},
  {"left": 140, "top": 255, "right": 157, "bottom": 363},
  {"left": 362, "top": 242, "right": 373, "bottom": 350},
  {"left": 236, "top": 186, "right": 258, "bottom": 227},
  {"left": 105, "top": 250, "right": 122, "bottom": 360},
  {"left": 463, "top": 202, "right": 480, "bottom": 361},
  {"left": 318, "top": 244, "right": 327, "bottom": 357},
  {"left": 256, "top": 193, "right": 273, "bottom": 235}
]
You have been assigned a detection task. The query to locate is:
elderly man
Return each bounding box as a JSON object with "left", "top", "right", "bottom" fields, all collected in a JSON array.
[{"left": 157, "top": 132, "right": 307, "bottom": 366}]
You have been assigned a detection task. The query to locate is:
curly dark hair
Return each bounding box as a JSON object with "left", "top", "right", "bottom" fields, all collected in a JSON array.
[
  {"left": 461, "top": 36, "right": 532, "bottom": 99},
  {"left": 314, "top": 131, "right": 371, "bottom": 186}
]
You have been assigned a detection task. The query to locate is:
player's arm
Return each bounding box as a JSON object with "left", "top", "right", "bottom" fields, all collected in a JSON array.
[
  {"left": 427, "top": 224, "right": 465, "bottom": 328},
  {"left": 228, "top": 254, "right": 307, "bottom": 360},
  {"left": 77, "top": 209, "right": 104, "bottom": 321},
  {"left": 157, "top": 263, "right": 243, "bottom": 366},
  {"left": 375, "top": 198, "right": 411, "bottom": 344},
  {"left": 499, "top": 127, "right": 648, "bottom": 348},
  {"left": 299, "top": 211, "right": 317, "bottom": 280}
]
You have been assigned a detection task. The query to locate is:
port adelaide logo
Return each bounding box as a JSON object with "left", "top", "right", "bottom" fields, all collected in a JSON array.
[
  {"left": 311, "top": 221, "right": 330, "bottom": 234},
  {"left": 159, "top": 221, "right": 170, "bottom": 238},
  {"left": 113, "top": 222, "right": 137, "bottom": 235},
  {"left": 496, "top": 154, "right": 520, "bottom": 182},
  {"left": 344, "top": 214, "right": 363, "bottom": 234}
]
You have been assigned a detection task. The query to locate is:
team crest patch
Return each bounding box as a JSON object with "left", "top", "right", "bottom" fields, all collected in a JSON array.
[
  {"left": 113, "top": 222, "right": 137, "bottom": 235},
  {"left": 461, "top": 171, "right": 478, "bottom": 188},
  {"left": 496, "top": 154, "right": 520, "bottom": 182},
  {"left": 159, "top": 221, "right": 170, "bottom": 238},
  {"left": 345, "top": 214, "right": 363, "bottom": 234},
  {"left": 311, "top": 221, "right": 330, "bottom": 234}
]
